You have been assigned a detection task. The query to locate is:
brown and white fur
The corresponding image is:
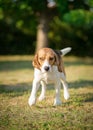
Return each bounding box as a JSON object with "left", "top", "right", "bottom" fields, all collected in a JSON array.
[{"left": 28, "top": 47, "right": 71, "bottom": 106}]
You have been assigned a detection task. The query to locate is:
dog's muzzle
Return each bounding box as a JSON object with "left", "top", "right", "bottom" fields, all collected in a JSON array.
[
  {"left": 44, "top": 66, "right": 50, "bottom": 71},
  {"left": 41, "top": 60, "right": 51, "bottom": 72}
]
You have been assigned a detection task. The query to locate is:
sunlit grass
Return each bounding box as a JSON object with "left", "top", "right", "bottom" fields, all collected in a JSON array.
[{"left": 0, "top": 55, "right": 93, "bottom": 130}]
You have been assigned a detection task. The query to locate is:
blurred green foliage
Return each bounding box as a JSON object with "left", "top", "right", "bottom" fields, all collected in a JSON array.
[{"left": 0, "top": 0, "right": 93, "bottom": 56}]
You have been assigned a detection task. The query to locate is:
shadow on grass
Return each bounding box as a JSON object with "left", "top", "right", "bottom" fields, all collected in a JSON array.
[
  {"left": 69, "top": 79, "right": 93, "bottom": 89},
  {"left": 47, "top": 79, "right": 93, "bottom": 90},
  {"left": 65, "top": 92, "right": 93, "bottom": 107},
  {"left": 0, "top": 83, "right": 32, "bottom": 96},
  {"left": 79, "top": 92, "right": 93, "bottom": 102},
  {"left": 0, "top": 58, "right": 93, "bottom": 71},
  {"left": 0, "top": 60, "right": 33, "bottom": 71},
  {"left": 65, "top": 61, "right": 93, "bottom": 67},
  {"left": 0, "top": 79, "right": 93, "bottom": 96}
]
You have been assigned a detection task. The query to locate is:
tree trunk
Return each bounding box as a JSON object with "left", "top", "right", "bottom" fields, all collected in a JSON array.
[{"left": 35, "top": 12, "right": 49, "bottom": 52}]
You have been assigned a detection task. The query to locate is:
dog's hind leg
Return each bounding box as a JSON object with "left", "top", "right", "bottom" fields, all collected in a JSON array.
[
  {"left": 60, "top": 73, "right": 70, "bottom": 100},
  {"left": 54, "top": 81, "right": 62, "bottom": 106}
]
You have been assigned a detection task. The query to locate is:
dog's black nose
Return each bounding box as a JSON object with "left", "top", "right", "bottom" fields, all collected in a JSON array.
[{"left": 44, "top": 66, "right": 50, "bottom": 71}]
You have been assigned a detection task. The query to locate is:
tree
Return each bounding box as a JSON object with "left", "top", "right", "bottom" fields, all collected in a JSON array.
[
  {"left": 0, "top": 0, "right": 93, "bottom": 56},
  {"left": 36, "top": 12, "right": 48, "bottom": 52},
  {"left": 0, "top": 0, "right": 57, "bottom": 52}
]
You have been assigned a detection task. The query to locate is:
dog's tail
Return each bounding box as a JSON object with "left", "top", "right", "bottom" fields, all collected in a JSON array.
[{"left": 60, "top": 47, "right": 72, "bottom": 56}]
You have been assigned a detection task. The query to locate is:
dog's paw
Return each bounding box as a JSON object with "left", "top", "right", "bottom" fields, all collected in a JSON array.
[
  {"left": 53, "top": 98, "right": 62, "bottom": 106},
  {"left": 64, "top": 91, "right": 70, "bottom": 100},
  {"left": 28, "top": 97, "right": 36, "bottom": 106},
  {"left": 38, "top": 95, "right": 45, "bottom": 101}
]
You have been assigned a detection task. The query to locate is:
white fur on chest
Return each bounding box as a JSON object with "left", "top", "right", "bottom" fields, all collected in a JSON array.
[
  {"left": 34, "top": 66, "right": 60, "bottom": 84},
  {"left": 43, "top": 71, "right": 58, "bottom": 84}
]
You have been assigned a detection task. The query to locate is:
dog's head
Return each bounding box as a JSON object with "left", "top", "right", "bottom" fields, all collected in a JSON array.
[{"left": 33, "top": 48, "right": 65, "bottom": 73}]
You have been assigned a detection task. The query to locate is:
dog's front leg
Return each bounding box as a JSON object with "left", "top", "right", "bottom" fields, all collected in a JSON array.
[
  {"left": 38, "top": 81, "right": 46, "bottom": 101},
  {"left": 54, "top": 82, "right": 62, "bottom": 106},
  {"left": 28, "top": 79, "right": 40, "bottom": 106},
  {"left": 62, "top": 80, "right": 70, "bottom": 100}
]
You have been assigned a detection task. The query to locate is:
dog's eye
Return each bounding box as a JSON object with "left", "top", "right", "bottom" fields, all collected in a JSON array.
[
  {"left": 39, "top": 57, "right": 44, "bottom": 61},
  {"left": 49, "top": 57, "right": 54, "bottom": 61}
]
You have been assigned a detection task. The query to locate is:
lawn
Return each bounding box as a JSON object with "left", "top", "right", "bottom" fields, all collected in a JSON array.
[{"left": 0, "top": 55, "right": 93, "bottom": 130}]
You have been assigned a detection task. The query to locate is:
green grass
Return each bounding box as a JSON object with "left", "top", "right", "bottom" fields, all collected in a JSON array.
[{"left": 0, "top": 56, "right": 93, "bottom": 130}]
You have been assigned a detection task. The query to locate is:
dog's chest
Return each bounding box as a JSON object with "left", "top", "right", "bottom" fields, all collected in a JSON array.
[
  {"left": 34, "top": 67, "right": 60, "bottom": 84},
  {"left": 42, "top": 69, "right": 60, "bottom": 84},
  {"left": 43, "top": 73, "right": 55, "bottom": 83}
]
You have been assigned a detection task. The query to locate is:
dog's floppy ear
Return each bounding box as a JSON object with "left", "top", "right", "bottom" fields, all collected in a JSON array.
[
  {"left": 54, "top": 53, "right": 59, "bottom": 67},
  {"left": 32, "top": 53, "right": 41, "bottom": 70},
  {"left": 54, "top": 52, "right": 65, "bottom": 74},
  {"left": 58, "top": 58, "right": 65, "bottom": 75}
]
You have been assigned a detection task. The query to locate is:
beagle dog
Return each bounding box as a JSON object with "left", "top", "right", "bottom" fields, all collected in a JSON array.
[{"left": 28, "top": 47, "right": 71, "bottom": 106}]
